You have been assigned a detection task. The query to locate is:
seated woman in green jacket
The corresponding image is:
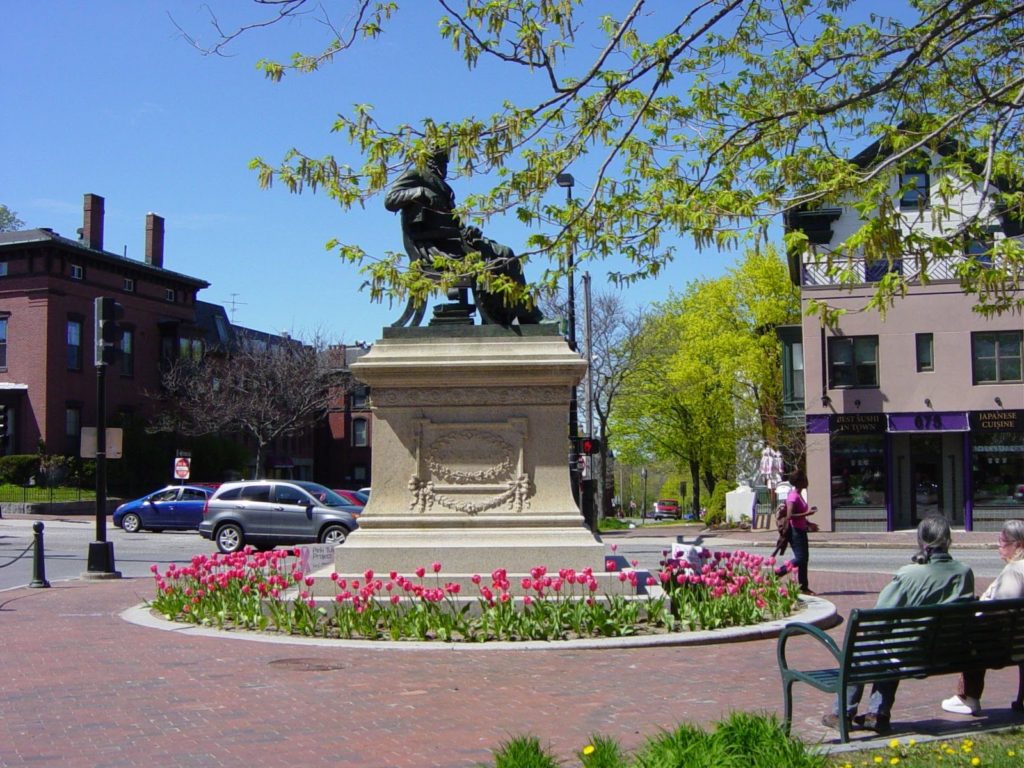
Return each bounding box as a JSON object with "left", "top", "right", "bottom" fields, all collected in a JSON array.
[{"left": 822, "top": 516, "right": 975, "bottom": 734}]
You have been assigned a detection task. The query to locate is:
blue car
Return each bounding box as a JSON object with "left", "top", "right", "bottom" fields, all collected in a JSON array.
[{"left": 113, "top": 485, "right": 215, "bottom": 533}]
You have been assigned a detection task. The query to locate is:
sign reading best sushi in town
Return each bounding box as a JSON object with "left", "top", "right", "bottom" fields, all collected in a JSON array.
[
  {"left": 969, "top": 410, "right": 1024, "bottom": 433},
  {"left": 830, "top": 414, "right": 885, "bottom": 434}
]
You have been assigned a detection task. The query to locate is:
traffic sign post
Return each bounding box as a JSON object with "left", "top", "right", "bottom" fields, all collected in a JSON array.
[{"left": 173, "top": 457, "right": 191, "bottom": 481}]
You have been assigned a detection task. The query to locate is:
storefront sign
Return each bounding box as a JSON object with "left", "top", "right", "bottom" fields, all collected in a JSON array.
[
  {"left": 969, "top": 409, "right": 1024, "bottom": 433},
  {"left": 830, "top": 414, "right": 885, "bottom": 434},
  {"left": 887, "top": 412, "right": 968, "bottom": 432}
]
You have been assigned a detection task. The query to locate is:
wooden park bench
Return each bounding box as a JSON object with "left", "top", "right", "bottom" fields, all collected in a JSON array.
[{"left": 777, "top": 597, "right": 1024, "bottom": 742}]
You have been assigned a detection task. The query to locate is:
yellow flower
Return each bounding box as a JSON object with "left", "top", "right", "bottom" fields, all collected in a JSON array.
[
  {"left": 970, "top": 758, "right": 980, "bottom": 766},
  {"left": 582, "top": 745, "right": 595, "bottom": 756},
  {"left": 890, "top": 758, "right": 900, "bottom": 765},
  {"left": 890, "top": 739, "right": 900, "bottom": 749},
  {"left": 874, "top": 757, "right": 883, "bottom": 764},
  {"left": 907, "top": 739, "right": 916, "bottom": 747},
  {"left": 1007, "top": 750, "right": 1016, "bottom": 757}
]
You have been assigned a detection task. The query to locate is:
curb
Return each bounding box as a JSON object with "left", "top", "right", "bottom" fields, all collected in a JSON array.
[{"left": 121, "top": 595, "right": 838, "bottom": 652}]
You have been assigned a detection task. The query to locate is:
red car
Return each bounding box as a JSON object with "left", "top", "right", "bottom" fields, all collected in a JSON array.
[
  {"left": 333, "top": 489, "right": 369, "bottom": 508},
  {"left": 650, "top": 499, "right": 681, "bottom": 520}
]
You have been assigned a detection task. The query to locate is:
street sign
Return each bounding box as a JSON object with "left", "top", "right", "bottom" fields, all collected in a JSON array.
[
  {"left": 79, "top": 428, "right": 123, "bottom": 459},
  {"left": 173, "top": 456, "right": 191, "bottom": 480}
]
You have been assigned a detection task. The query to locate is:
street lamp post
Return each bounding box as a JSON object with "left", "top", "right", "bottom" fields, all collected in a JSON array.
[
  {"left": 555, "top": 172, "right": 581, "bottom": 508},
  {"left": 641, "top": 467, "right": 648, "bottom": 526}
]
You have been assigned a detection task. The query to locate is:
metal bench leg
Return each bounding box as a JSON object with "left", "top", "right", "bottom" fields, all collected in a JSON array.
[{"left": 782, "top": 681, "right": 794, "bottom": 735}]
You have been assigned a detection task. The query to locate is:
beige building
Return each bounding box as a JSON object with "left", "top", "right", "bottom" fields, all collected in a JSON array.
[{"left": 783, "top": 150, "right": 1023, "bottom": 532}]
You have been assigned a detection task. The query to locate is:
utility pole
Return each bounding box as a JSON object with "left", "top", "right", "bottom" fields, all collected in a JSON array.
[
  {"left": 555, "top": 173, "right": 580, "bottom": 507},
  {"left": 84, "top": 297, "right": 121, "bottom": 579},
  {"left": 581, "top": 272, "right": 597, "bottom": 530}
]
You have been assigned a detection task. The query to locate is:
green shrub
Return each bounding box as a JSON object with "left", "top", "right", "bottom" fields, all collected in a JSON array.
[
  {"left": 703, "top": 508, "right": 726, "bottom": 526},
  {"left": 0, "top": 455, "right": 39, "bottom": 485}
]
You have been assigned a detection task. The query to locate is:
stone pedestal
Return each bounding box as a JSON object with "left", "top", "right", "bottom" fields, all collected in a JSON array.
[{"left": 324, "top": 325, "right": 609, "bottom": 586}]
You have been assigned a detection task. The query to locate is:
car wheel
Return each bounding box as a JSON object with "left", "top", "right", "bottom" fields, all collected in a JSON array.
[
  {"left": 215, "top": 523, "right": 245, "bottom": 554},
  {"left": 121, "top": 513, "right": 142, "bottom": 533},
  {"left": 319, "top": 525, "right": 349, "bottom": 546}
]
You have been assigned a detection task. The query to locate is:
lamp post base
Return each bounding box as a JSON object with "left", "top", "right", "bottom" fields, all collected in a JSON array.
[{"left": 81, "top": 541, "right": 121, "bottom": 580}]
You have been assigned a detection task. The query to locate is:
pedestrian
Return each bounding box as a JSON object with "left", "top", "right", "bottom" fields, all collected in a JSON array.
[
  {"left": 941, "top": 518, "right": 1024, "bottom": 716},
  {"left": 784, "top": 470, "right": 817, "bottom": 595},
  {"left": 823, "top": 516, "right": 975, "bottom": 734}
]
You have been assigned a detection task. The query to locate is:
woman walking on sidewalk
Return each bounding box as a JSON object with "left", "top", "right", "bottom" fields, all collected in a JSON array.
[
  {"left": 941, "top": 518, "right": 1024, "bottom": 716},
  {"left": 785, "top": 470, "right": 817, "bottom": 595}
]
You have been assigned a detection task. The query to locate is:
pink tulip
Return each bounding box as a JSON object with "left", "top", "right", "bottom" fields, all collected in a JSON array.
[{"left": 431, "top": 562, "right": 442, "bottom": 573}]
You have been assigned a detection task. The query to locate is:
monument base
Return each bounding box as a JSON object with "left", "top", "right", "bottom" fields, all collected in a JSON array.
[{"left": 317, "top": 326, "right": 623, "bottom": 597}]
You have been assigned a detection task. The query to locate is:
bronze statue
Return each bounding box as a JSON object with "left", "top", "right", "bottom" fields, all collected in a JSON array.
[{"left": 384, "top": 149, "right": 543, "bottom": 326}]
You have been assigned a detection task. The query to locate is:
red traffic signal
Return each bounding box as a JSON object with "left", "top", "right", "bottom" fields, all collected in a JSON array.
[{"left": 580, "top": 437, "right": 601, "bottom": 455}]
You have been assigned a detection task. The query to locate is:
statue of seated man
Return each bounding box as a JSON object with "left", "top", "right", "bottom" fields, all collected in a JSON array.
[{"left": 384, "top": 149, "right": 543, "bottom": 326}]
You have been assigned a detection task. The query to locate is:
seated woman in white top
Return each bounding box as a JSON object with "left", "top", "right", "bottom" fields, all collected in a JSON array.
[{"left": 941, "top": 518, "right": 1024, "bottom": 716}]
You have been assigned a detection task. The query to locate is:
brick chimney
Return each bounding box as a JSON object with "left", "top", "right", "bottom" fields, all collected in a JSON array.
[
  {"left": 82, "top": 193, "right": 104, "bottom": 251},
  {"left": 145, "top": 213, "right": 164, "bottom": 268}
]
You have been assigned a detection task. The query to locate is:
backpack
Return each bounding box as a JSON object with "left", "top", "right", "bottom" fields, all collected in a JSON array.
[{"left": 775, "top": 501, "right": 789, "bottom": 535}]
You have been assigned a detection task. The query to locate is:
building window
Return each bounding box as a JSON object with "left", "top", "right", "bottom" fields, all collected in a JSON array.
[
  {"left": 827, "top": 335, "right": 879, "bottom": 388},
  {"left": 352, "top": 418, "right": 369, "bottom": 447},
  {"left": 165, "top": 288, "right": 176, "bottom": 302},
  {"left": 70, "top": 264, "right": 84, "bottom": 280},
  {"left": 898, "top": 170, "right": 929, "bottom": 210},
  {"left": 351, "top": 387, "right": 369, "bottom": 409},
  {"left": 0, "top": 317, "right": 7, "bottom": 369},
  {"left": 965, "top": 229, "right": 996, "bottom": 268},
  {"left": 865, "top": 257, "right": 902, "bottom": 283},
  {"left": 120, "top": 328, "right": 134, "bottom": 377},
  {"left": 179, "top": 337, "right": 203, "bottom": 361},
  {"left": 65, "top": 405, "right": 81, "bottom": 450},
  {"left": 0, "top": 261, "right": 8, "bottom": 277},
  {"left": 972, "top": 331, "right": 1023, "bottom": 384},
  {"left": 352, "top": 465, "right": 368, "bottom": 481},
  {"left": 916, "top": 333, "right": 934, "bottom": 372},
  {"left": 972, "top": 433, "right": 1024, "bottom": 509},
  {"left": 67, "top": 319, "right": 83, "bottom": 370},
  {"left": 123, "top": 277, "right": 135, "bottom": 292}
]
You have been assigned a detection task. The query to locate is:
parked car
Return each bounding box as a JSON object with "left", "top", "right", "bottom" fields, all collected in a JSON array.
[
  {"left": 649, "top": 498, "right": 682, "bottom": 520},
  {"left": 114, "top": 485, "right": 216, "bottom": 533},
  {"left": 199, "top": 480, "right": 360, "bottom": 554}
]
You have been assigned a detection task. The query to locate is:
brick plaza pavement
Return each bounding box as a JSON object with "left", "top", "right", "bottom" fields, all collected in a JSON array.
[{"left": 2, "top": 566, "right": 1022, "bottom": 767}]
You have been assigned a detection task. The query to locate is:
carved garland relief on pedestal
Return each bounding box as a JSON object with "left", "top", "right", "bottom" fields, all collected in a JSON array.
[{"left": 409, "top": 418, "right": 532, "bottom": 515}]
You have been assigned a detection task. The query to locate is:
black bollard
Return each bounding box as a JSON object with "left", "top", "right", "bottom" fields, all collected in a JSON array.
[{"left": 29, "top": 521, "right": 51, "bottom": 589}]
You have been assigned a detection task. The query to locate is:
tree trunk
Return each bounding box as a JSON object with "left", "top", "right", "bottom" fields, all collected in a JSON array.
[{"left": 689, "top": 460, "right": 701, "bottom": 517}]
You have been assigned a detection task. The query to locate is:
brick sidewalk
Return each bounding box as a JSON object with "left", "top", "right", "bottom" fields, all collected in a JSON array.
[{"left": 1, "top": 570, "right": 1021, "bottom": 768}]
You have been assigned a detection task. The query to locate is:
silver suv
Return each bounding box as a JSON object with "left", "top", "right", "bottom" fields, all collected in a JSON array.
[{"left": 199, "top": 480, "right": 359, "bottom": 554}]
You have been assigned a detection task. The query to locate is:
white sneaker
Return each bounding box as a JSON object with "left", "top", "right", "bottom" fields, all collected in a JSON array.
[{"left": 941, "top": 695, "right": 981, "bottom": 716}]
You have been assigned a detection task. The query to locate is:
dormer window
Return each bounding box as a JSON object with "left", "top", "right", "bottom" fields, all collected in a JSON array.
[
  {"left": 165, "top": 288, "right": 176, "bottom": 302},
  {"left": 70, "top": 264, "right": 84, "bottom": 280},
  {"left": 898, "top": 170, "right": 929, "bottom": 210},
  {"left": 123, "top": 277, "right": 135, "bottom": 292}
]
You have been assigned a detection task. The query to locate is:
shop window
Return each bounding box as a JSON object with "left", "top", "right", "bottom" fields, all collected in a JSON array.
[
  {"left": 352, "top": 418, "right": 368, "bottom": 447},
  {"left": 916, "top": 333, "right": 934, "bottom": 372},
  {"left": 972, "top": 331, "right": 1022, "bottom": 384},
  {"left": 971, "top": 433, "right": 1024, "bottom": 508},
  {"left": 830, "top": 435, "right": 887, "bottom": 509},
  {"left": 828, "top": 335, "right": 879, "bottom": 388}
]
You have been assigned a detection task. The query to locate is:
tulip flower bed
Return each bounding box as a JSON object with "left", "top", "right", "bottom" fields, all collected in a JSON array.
[{"left": 147, "top": 546, "right": 801, "bottom": 642}]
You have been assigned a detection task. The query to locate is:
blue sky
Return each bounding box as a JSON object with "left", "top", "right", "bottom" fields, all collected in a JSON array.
[{"left": 2, "top": 2, "right": 740, "bottom": 344}]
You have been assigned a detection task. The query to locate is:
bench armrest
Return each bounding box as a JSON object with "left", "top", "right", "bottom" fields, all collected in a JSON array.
[{"left": 777, "top": 622, "right": 842, "bottom": 674}]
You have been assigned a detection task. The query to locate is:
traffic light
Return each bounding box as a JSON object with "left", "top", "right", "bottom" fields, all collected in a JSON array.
[
  {"left": 94, "top": 297, "right": 124, "bottom": 366},
  {"left": 580, "top": 436, "right": 601, "bottom": 455}
]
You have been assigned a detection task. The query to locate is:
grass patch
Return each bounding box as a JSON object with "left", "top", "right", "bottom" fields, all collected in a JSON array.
[
  {"left": 481, "top": 717, "right": 1024, "bottom": 768},
  {"left": 825, "top": 730, "right": 1023, "bottom": 768}
]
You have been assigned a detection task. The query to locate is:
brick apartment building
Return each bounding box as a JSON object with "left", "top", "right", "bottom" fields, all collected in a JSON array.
[
  {"left": 0, "top": 194, "right": 208, "bottom": 457},
  {"left": 0, "top": 193, "right": 363, "bottom": 487}
]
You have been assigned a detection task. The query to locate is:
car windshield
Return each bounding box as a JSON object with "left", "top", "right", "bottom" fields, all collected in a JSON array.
[{"left": 293, "top": 481, "right": 348, "bottom": 507}]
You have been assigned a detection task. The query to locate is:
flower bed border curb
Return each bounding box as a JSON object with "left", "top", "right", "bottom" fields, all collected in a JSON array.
[{"left": 121, "top": 596, "right": 838, "bottom": 651}]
